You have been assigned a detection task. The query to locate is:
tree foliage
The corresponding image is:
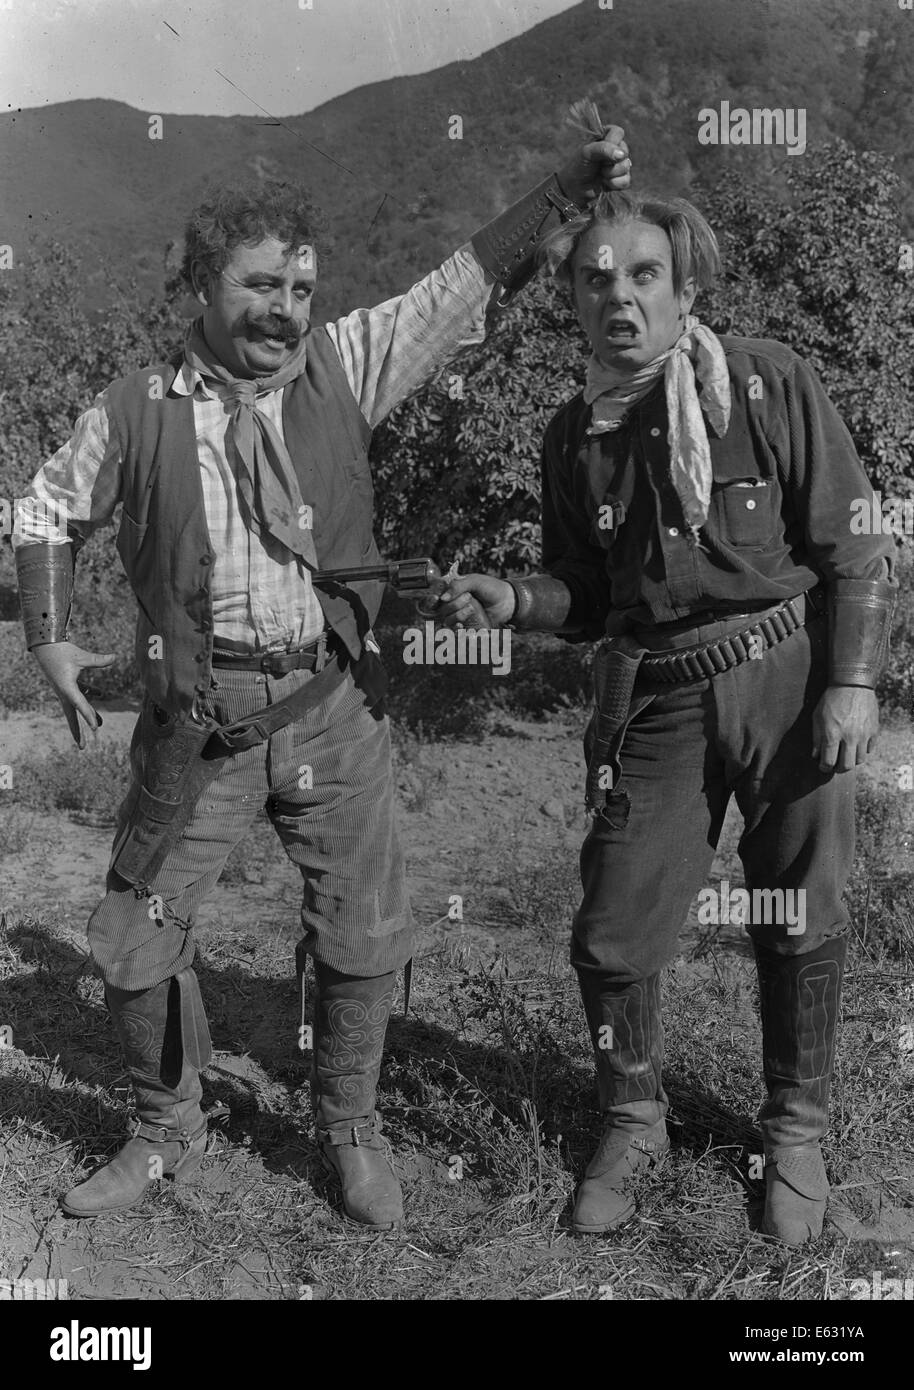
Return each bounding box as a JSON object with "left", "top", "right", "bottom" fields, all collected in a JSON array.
[
  {"left": 699, "top": 141, "right": 914, "bottom": 501},
  {"left": 371, "top": 276, "right": 588, "bottom": 573},
  {"left": 372, "top": 142, "right": 914, "bottom": 576},
  {"left": 2, "top": 142, "right": 911, "bottom": 710},
  {"left": 0, "top": 239, "right": 185, "bottom": 505},
  {"left": 0, "top": 242, "right": 186, "bottom": 691}
]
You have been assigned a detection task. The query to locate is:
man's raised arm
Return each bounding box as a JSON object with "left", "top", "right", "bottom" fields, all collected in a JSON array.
[{"left": 329, "top": 127, "right": 631, "bottom": 428}]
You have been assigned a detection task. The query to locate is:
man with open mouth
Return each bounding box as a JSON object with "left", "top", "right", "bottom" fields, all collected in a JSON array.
[{"left": 437, "top": 189, "right": 896, "bottom": 1246}]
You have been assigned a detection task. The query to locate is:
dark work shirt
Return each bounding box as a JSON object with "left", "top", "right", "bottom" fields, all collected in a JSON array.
[{"left": 541, "top": 336, "right": 894, "bottom": 639}]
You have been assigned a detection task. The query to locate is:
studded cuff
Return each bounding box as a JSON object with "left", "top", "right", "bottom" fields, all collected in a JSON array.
[
  {"left": 471, "top": 174, "right": 583, "bottom": 305},
  {"left": 15, "top": 542, "right": 76, "bottom": 649}
]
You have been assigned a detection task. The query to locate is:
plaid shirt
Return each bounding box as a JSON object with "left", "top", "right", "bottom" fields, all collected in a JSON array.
[{"left": 14, "top": 245, "right": 494, "bottom": 650}]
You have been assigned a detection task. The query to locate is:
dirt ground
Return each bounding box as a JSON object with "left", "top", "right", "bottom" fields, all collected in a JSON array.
[
  {"left": 2, "top": 698, "right": 913, "bottom": 954},
  {"left": 0, "top": 700, "right": 760, "bottom": 959},
  {"left": 1, "top": 698, "right": 913, "bottom": 1301}
]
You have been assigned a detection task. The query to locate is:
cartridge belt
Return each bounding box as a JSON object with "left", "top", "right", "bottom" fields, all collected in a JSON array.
[{"left": 638, "top": 595, "right": 807, "bottom": 685}]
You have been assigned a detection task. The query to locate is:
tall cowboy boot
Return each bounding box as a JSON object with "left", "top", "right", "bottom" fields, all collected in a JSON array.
[
  {"left": 312, "top": 964, "right": 403, "bottom": 1230},
  {"left": 754, "top": 935, "right": 846, "bottom": 1246},
  {"left": 572, "top": 971, "right": 669, "bottom": 1233},
  {"left": 61, "top": 968, "right": 211, "bottom": 1217}
]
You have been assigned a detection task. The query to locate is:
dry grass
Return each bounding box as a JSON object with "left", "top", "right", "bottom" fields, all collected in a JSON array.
[
  {"left": 1, "top": 731, "right": 912, "bottom": 1300},
  {"left": 5, "top": 743, "right": 130, "bottom": 822},
  {"left": 1, "top": 866, "right": 912, "bottom": 1301}
]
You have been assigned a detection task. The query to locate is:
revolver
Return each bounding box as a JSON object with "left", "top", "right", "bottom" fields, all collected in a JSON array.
[{"left": 311, "top": 558, "right": 489, "bottom": 626}]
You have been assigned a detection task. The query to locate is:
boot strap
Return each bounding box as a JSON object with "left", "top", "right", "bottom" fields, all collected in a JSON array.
[
  {"left": 132, "top": 1117, "right": 206, "bottom": 1148},
  {"left": 630, "top": 1133, "right": 664, "bottom": 1155},
  {"left": 317, "top": 1116, "right": 381, "bottom": 1148}
]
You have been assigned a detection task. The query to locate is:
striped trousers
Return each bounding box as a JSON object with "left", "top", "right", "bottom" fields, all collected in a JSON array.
[{"left": 88, "top": 663, "right": 415, "bottom": 990}]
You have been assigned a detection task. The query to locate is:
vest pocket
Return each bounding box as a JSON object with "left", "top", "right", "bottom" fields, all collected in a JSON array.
[
  {"left": 118, "top": 508, "right": 149, "bottom": 536},
  {"left": 115, "top": 509, "right": 150, "bottom": 573}
]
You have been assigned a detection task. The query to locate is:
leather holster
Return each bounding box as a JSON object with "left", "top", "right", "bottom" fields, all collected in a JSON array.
[
  {"left": 112, "top": 656, "right": 349, "bottom": 890},
  {"left": 585, "top": 634, "right": 648, "bottom": 815},
  {"left": 111, "top": 704, "right": 224, "bottom": 890}
]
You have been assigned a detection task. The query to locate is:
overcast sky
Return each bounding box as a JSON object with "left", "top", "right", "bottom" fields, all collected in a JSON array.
[{"left": 2, "top": 0, "right": 580, "bottom": 116}]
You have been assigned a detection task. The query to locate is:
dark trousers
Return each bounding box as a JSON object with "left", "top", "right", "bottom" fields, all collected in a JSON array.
[{"left": 572, "top": 609, "right": 855, "bottom": 983}]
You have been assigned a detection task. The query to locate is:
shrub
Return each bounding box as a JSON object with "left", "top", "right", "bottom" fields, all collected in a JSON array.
[
  {"left": 845, "top": 780, "right": 914, "bottom": 961},
  {"left": 8, "top": 743, "right": 131, "bottom": 820},
  {"left": 372, "top": 141, "right": 914, "bottom": 581}
]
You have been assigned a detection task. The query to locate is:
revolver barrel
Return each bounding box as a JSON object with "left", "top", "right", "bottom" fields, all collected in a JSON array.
[{"left": 311, "top": 558, "right": 441, "bottom": 592}]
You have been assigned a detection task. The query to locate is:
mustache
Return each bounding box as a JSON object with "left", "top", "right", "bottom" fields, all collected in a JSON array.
[{"left": 245, "top": 316, "right": 309, "bottom": 345}]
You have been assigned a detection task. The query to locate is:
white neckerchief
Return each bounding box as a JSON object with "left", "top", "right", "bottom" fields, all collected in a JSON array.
[{"left": 584, "top": 314, "right": 732, "bottom": 537}]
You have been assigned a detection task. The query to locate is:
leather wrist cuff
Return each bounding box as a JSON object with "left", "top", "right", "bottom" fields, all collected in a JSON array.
[
  {"left": 15, "top": 542, "right": 75, "bottom": 648},
  {"left": 828, "top": 577, "right": 896, "bottom": 687},
  {"left": 508, "top": 574, "right": 576, "bottom": 632},
  {"left": 471, "top": 174, "right": 583, "bottom": 305}
]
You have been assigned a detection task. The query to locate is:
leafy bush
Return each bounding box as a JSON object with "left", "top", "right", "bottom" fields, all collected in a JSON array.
[
  {"left": 371, "top": 272, "right": 585, "bottom": 575},
  {"left": 0, "top": 239, "right": 185, "bottom": 696},
  {"left": 877, "top": 548, "right": 914, "bottom": 717},
  {"left": 372, "top": 142, "right": 913, "bottom": 582},
  {"left": 845, "top": 780, "right": 914, "bottom": 961},
  {"left": 8, "top": 742, "right": 131, "bottom": 820},
  {"left": 3, "top": 144, "right": 911, "bottom": 724},
  {"left": 699, "top": 141, "right": 914, "bottom": 502}
]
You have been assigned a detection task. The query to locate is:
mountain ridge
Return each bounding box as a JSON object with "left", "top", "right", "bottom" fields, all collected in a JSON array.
[{"left": 1, "top": 0, "right": 910, "bottom": 316}]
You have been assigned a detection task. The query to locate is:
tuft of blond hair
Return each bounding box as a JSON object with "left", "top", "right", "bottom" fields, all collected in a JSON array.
[{"left": 566, "top": 97, "right": 606, "bottom": 142}]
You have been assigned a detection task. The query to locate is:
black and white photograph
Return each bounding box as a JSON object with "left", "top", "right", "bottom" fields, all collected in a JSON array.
[{"left": 0, "top": 0, "right": 912, "bottom": 1344}]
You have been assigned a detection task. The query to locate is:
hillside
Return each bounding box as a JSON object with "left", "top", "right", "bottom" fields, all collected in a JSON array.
[{"left": 0, "top": 0, "right": 911, "bottom": 317}]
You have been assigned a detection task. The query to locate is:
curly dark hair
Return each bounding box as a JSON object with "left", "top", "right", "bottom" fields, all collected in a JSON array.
[{"left": 180, "top": 179, "right": 325, "bottom": 290}]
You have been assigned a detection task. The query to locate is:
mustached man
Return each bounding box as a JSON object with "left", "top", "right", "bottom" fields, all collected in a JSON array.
[{"left": 13, "top": 132, "right": 632, "bottom": 1228}]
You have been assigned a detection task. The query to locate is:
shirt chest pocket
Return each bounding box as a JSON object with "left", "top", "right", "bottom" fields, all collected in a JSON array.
[{"left": 712, "top": 478, "right": 777, "bottom": 549}]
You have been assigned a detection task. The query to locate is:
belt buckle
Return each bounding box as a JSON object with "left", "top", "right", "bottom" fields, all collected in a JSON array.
[
  {"left": 190, "top": 690, "right": 207, "bottom": 724},
  {"left": 313, "top": 632, "right": 328, "bottom": 674},
  {"left": 261, "top": 647, "right": 299, "bottom": 676}
]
